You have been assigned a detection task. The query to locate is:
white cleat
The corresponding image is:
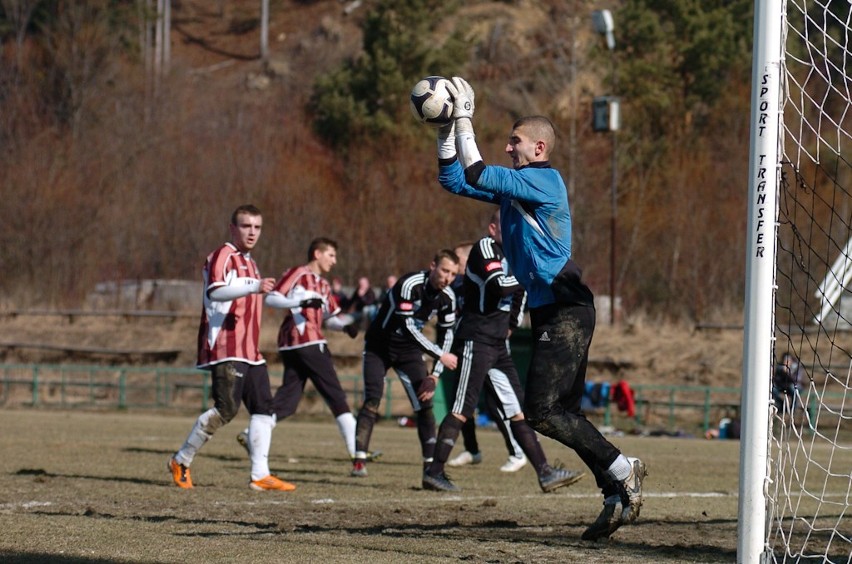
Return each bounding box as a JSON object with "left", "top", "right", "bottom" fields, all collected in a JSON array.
[{"left": 499, "top": 454, "right": 528, "bottom": 473}]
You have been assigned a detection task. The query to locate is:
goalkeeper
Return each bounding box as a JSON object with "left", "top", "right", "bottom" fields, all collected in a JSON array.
[{"left": 436, "top": 77, "right": 647, "bottom": 541}]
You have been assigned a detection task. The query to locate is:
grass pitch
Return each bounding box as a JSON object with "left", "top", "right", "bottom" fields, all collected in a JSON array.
[{"left": 0, "top": 408, "right": 744, "bottom": 563}]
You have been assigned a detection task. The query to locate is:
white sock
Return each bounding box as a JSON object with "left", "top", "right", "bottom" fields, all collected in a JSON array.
[
  {"left": 607, "top": 454, "right": 632, "bottom": 481},
  {"left": 336, "top": 412, "right": 357, "bottom": 457},
  {"left": 248, "top": 414, "right": 276, "bottom": 481},
  {"left": 175, "top": 408, "right": 219, "bottom": 466}
]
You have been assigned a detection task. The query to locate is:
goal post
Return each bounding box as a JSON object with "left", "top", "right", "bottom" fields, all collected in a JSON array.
[
  {"left": 741, "top": 0, "right": 784, "bottom": 561},
  {"left": 742, "top": 1, "right": 852, "bottom": 562}
]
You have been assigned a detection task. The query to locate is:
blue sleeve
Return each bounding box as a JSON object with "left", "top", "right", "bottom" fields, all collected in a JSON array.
[
  {"left": 438, "top": 160, "right": 501, "bottom": 204},
  {"left": 478, "top": 166, "right": 562, "bottom": 205}
]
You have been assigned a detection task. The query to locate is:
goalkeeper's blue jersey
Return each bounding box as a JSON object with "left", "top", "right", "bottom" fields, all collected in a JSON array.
[{"left": 439, "top": 159, "right": 573, "bottom": 308}]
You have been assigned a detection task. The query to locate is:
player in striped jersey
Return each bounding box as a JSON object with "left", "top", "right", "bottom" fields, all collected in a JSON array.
[
  {"left": 168, "top": 205, "right": 294, "bottom": 492},
  {"left": 350, "top": 250, "right": 460, "bottom": 479},
  {"left": 235, "top": 237, "right": 367, "bottom": 460},
  {"left": 423, "top": 209, "right": 585, "bottom": 493}
]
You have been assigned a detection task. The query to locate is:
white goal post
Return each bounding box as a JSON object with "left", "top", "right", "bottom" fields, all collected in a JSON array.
[{"left": 742, "top": 1, "right": 852, "bottom": 562}]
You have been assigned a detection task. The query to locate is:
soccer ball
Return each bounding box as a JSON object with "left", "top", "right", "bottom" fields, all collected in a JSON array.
[{"left": 409, "top": 76, "right": 453, "bottom": 127}]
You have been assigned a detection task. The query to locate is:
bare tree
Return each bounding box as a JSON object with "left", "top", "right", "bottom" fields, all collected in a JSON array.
[
  {"left": 40, "top": 1, "right": 118, "bottom": 136},
  {"left": 260, "top": 0, "right": 268, "bottom": 63},
  {"left": 1, "top": 0, "right": 39, "bottom": 68}
]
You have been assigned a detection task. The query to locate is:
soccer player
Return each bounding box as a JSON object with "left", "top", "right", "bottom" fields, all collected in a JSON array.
[
  {"left": 350, "top": 250, "right": 460, "bottom": 479},
  {"left": 423, "top": 209, "right": 586, "bottom": 494},
  {"left": 168, "top": 204, "right": 294, "bottom": 492},
  {"left": 436, "top": 78, "right": 646, "bottom": 541},
  {"left": 234, "top": 237, "right": 372, "bottom": 461},
  {"left": 447, "top": 240, "right": 528, "bottom": 473}
]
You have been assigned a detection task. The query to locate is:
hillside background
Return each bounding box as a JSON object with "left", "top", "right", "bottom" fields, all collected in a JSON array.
[{"left": 0, "top": 0, "right": 754, "bottom": 323}]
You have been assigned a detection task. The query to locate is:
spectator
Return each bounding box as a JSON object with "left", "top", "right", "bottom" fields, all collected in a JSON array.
[
  {"left": 378, "top": 274, "right": 398, "bottom": 305},
  {"left": 331, "top": 276, "right": 348, "bottom": 309},
  {"left": 773, "top": 352, "right": 806, "bottom": 415},
  {"left": 705, "top": 416, "right": 741, "bottom": 440},
  {"left": 347, "top": 276, "right": 378, "bottom": 325}
]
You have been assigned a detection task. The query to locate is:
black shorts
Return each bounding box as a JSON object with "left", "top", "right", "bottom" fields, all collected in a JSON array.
[
  {"left": 272, "top": 344, "right": 350, "bottom": 418},
  {"left": 525, "top": 303, "right": 594, "bottom": 416},
  {"left": 209, "top": 361, "right": 274, "bottom": 417},
  {"left": 362, "top": 344, "right": 431, "bottom": 412},
  {"left": 450, "top": 339, "right": 523, "bottom": 419}
]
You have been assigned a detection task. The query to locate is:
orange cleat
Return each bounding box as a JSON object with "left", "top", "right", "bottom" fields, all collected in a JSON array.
[
  {"left": 168, "top": 456, "right": 193, "bottom": 489},
  {"left": 249, "top": 475, "right": 296, "bottom": 492}
]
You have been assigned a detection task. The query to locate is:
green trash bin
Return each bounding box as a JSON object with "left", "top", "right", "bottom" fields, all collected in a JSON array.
[
  {"left": 509, "top": 327, "right": 533, "bottom": 390},
  {"left": 434, "top": 372, "right": 453, "bottom": 422},
  {"left": 433, "top": 329, "right": 533, "bottom": 422}
]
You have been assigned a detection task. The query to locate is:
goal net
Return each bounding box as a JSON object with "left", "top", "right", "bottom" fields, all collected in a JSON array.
[{"left": 744, "top": 0, "right": 852, "bottom": 562}]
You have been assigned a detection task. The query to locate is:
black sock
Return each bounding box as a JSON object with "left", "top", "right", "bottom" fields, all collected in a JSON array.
[
  {"left": 430, "top": 416, "right": 464, "bottom": 476},
  {"left": 416, "top": 407, "right": 436, "bottom": 461},
  {"left": 460, "top": 417, "right": 479, "bottom": 454},
  {"left": 510, "top": 419, "right": 548, "bottom": 474},
  {"left": 355, "top": 407, "right": 378, "bottom": 456}
]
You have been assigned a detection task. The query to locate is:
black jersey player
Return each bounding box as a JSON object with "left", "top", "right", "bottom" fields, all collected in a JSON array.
[
  {"left": 350, "top": 250, "right": 460, "bottom": 480},
  {"left": 447, "top": 241, "right": 528, "bottom": 473},
  {"left": 423, "top": 209, "right": 585, "bottom": 494}
]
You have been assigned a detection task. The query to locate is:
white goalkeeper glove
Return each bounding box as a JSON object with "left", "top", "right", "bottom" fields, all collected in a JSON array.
[
  {"left": 447, "top": 77, "right": 475, "bottom": 120},
  {"left": 437, "top": 121, "right": 456, "bottom": 160},
  {"left": 446, "top": 77, "right": 482, "bottom": 169}
]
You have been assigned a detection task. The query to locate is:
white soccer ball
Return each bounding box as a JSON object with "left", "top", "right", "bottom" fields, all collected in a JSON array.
[{"left": 409, "top": 76, "right": 453, "bottom": 127}]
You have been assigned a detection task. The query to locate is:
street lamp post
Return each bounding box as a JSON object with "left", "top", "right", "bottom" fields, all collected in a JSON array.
[{"left": 592, "top": 9, "right": 618, "bottom": 325}]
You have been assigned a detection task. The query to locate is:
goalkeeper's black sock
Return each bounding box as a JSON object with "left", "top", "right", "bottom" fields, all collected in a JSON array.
[{"left": 510, "top": 419, "right": 548, "bottom": 474}]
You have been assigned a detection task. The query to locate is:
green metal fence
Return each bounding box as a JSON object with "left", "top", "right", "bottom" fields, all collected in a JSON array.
[
  {"left": 630, "top": 383, "right": 742, "bottom": 433},
  {"left": 0, "top": 364, "right": 393, "bottom": 416},
  {"left": 2, "top": 363, "right": 845, "bottom": 436}
]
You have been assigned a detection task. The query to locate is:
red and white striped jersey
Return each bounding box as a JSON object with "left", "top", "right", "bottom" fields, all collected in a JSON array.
[
  {"left": 273, "top": 265, "right": 343, "bottom": 350},
  {"left": 196, "top": 242, "right": 266, "bottom": 368}
]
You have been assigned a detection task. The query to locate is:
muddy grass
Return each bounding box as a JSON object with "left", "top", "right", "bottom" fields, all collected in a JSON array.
[
  {"left": 5, "top": 313, "right": 848, "bottom": 561},
  {"left": 0, "top": 409, "right": 743, "bottom": 563}
]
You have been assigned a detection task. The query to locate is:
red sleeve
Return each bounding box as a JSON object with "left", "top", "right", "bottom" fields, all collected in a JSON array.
[
  {"left": 205, "top": 245, "right": 235, "bottom": 291},
  {"left": 272, "top": 266, "right": 303, "bottom": 296}
]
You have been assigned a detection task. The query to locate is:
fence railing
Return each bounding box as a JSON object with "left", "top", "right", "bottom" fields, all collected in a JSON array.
[
  {"left": 630, "top": 383, "right": 742, "bottom": 433},
  {"left": 0, "top": 363, "right": 400, "bottom": 417},
  {"left": 3, "top": 363, "right": 845, "bottom": 436}
]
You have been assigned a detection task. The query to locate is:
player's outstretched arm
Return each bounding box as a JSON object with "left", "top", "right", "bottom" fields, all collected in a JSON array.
[
  {"left": 446, "top": 77, "right": 484, "bottom": 184},
  {"left": 265, "top": 287, "right": 325, "bottom": 309},
  {"left": 208, "top": 277, "right": 262, "bottom": 301},
  {"left": 437, "top": 78, "right": 497, "bottom": 204},
  {"left": 325, "top": 313, "right": 359, "bottom": 338}
]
